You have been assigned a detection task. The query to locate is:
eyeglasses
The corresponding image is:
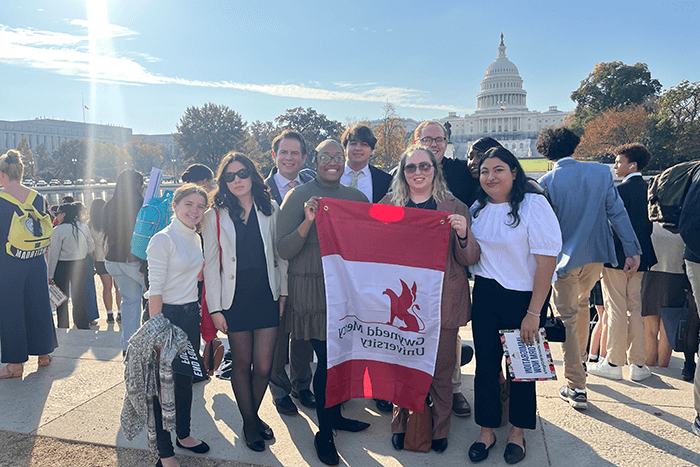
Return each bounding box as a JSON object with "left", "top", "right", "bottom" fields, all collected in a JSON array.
[
  {"left": 223, "top": 168, "right": 251, "bottom": 183},
  {"left": 404, "top": 162, "right": 434, "bottom": 174},
  {"left": 318, "top": 154, "right": 345, "bottom": 164},
  {"left": 418, "top": 136, "right": 447, "bottom": 145}
]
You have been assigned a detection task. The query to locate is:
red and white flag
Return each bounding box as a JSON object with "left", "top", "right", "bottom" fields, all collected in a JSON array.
[{"left": 317, "top": 198, "right": 450, "bottom": 413}]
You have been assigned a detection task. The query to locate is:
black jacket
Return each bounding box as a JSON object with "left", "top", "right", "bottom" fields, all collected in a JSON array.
[
  {"left": 605, "top": 175, "right": 657, "bottom": 271},
  {"left": 368, "top": 164, "right": 392, "bottom": 203},
  {"left": 680, "top": 168, "right": 700, "bottom": 263},
  {"left": 440, "top": 157, "right": 479, "bottom": 207}
]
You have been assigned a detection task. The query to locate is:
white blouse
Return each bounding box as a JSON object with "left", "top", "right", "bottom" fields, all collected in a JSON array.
[
  {"left": 48, "top": 222, "right": 94, "bottom": 279},
  {"left": 470, "top": 193, "right": 562, "bottom": 292},
  {"left": 146, "top": 217, "right": 203, "bottom": 305}
]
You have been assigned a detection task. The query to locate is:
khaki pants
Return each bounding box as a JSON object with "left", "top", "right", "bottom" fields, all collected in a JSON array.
[
  {"left": 601, "top": 268, "right": 645, "bottom": 367},
  {"left": 552, "top": 263, "right": 603, "bottom": 390},
  {"left": 685, "top": 260, "right": 700, "bottom": 417}
]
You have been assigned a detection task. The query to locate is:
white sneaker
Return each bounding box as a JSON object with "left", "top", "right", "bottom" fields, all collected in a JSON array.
[
  {"left": 630, "top": 364, "right": 652, "bottom": 381},
  {"left": 588, "top": 359, "right": 623, "bottom": 380}
]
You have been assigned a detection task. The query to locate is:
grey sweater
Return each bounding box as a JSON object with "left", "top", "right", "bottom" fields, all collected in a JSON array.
[{"left": 120, "top": 312, "right": 189, "bottom": 452}]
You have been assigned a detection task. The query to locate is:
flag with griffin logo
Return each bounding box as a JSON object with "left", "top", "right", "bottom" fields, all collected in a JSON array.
[{"left": 316, "top": 198, "right": 450, "bottom": 412}]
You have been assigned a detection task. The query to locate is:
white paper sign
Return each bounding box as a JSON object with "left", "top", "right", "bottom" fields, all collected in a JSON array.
[{"left": 499, "top": 328, "right": 556, "bottom": 382}]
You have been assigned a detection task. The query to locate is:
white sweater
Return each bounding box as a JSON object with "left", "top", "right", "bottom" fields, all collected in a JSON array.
[
  {"left": 48, "top": 222, "right": 94, "bottom": 279},
  {"left": 146, "top": 217, "right": 203, "bottom": 305}
]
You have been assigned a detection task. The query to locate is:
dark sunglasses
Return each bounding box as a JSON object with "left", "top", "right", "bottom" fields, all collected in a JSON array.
[
  {"left": 223, "top": 168, "right": 251, "bottom": 183},
  {"left": 404, "top": 162, "right": 434, "bottom": 174}
]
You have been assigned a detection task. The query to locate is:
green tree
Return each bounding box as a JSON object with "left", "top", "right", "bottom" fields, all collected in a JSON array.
[
  {"left": 655, "top": 80, "right": 700, "bottom": 165},
  {"left": 274, "top": 107, "right": 345, "bottom": 163},
  {"left": 16, "top": 136, "right": 34, "bottom": 178},
  {"left": 125, "top": 137, "right": 165, "bottom": 174},
  {"left": 570, "top": 61, "right": 662, "bottom": 133},
  {"left": 173, "top": 103, "right": 248, "bottom": 169},
  {"left": 373, "top": 103, "right": 406, "bottom": 169},
  {"left": 33, "top": 142, "right": 49, "bottom": 177},
  {"left": 93, "top": 142, "right": 131, "bottom": 181},
  {"left": 249, "top": 120, "right": 276, "bottom": 154},
  {"left": 55, "top": 139, "right": 87, "bottom": 179}
]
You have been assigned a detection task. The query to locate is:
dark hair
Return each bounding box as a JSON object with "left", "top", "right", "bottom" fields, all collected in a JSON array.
[
  {"left": 61, "top": 196, "right": 75, "bottom": 204},
  {"left": 614, "top": 143, "right": 652, "bottom": 171},
  {"left": 88, "top": 198, "right": 107, "bottom": 232},
  {"left": 341, "top": 124, "right": 377, "bottom": 150},
  {"left": 111, "top": 169, "right": 144, "bottom": 206},
  {"left": 272, "top": 129, "right": 308, "bottom": 156},
  {"left": 58, "top": 202, "right": 82, "bottom": 238},
  {"left": 472, "top": 147, "right": 530, "bottom": 227},
  {"left": 181, "top": 163, "right": 214, "bottom": 183},
  {"left": 212, "top": 152, "right": 272, "bottom": 220},
  {"left": 536, "top": 127, "right": 580, "bottom": 161},
  {"left": 470, "top": 137, "right": 503, "bottom": 155}
]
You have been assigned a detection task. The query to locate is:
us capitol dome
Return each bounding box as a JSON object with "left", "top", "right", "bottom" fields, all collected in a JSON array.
[{"left": 438, "top": 33, "right": 571, "bottom": 160}]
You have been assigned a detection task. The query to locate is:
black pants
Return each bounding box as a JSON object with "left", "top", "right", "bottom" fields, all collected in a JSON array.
[
  {"left": 472, "top": 276, "right": 547, "bottom": 430},
  {"left": 54, "top": 259, "right": 89, "bottom": 329},
  {"left": 152, "top": 302, "right": 201, "bottom": 459},
  {"left": 310, "top": 338, "right": 343, "bottom": 435}
]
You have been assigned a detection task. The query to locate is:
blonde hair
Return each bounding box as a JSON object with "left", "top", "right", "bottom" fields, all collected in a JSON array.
[
  {"left": 173, "top": 183, "right": 208, "bottom": 206},
  {"left": 388, "top": 145, "right": 452, "bottom": 206},
  {"left": 413, "top": 121, "right": 448, "bottom": 142},
  {"left": 0, "top": 150, "right": 24, "bottom": 181}
]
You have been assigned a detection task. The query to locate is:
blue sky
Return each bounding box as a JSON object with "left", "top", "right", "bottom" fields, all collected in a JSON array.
[{"left": 1, "top": 0, "right": 698, "bottom": 135}]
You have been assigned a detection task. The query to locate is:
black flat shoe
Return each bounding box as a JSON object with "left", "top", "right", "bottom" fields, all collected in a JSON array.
[
  {"left": 155, "top": 460, "right": 163, "bottom": 467},
  {"left": 468, "top": 435, "right": 497, "bottom": 462},
  {"left": 391, "top": 433, "right": 405, "bottom": 450},
  {"left": 176, "top": 438, "right": 210, "bottom": 454},
  {"left": 259, "top": 421, "right": 274, "bottom": 440},
  {"left": 431, "top": 438, "right": 448, "bottom": 453},
  {"left": 314, "top": 431, "right": 339, "bottom": 466},
  {"left": 504, "top": 439, "right": 526, "bottom": 464},
  {"left": 333, "top": 416, "right": 370, "bottom": 432},
  {"left": 246, "top": 439, "right": 265, "bottom": 452}
]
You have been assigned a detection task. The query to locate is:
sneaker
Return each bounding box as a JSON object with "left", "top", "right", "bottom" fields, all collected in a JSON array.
[
  {"left": 559, "top": 386, "right": 587, "bottom": 410},
  {"left": 588, "top": 359, "right": 623, "bottom": 380},
  {"left": 682, "top": 360, "right": 696, "bottom": 382},
  {"left": 106, "top": 313, "right": 114, "bottom": 323},
  {"left": 630, "top": 364, "right": 652, "bottom": 381},
  {"left": 692, "top": 417, "right": 700, "bottom": 437}
]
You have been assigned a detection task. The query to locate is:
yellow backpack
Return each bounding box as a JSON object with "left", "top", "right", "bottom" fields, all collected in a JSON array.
[{"left": 0, "top": 191, "right": 53, "bottom": 259}]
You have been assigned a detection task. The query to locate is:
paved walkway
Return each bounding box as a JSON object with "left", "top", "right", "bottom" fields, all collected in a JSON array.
[{"left": 2, "top": 316, "right": 700, "bottom": 467}]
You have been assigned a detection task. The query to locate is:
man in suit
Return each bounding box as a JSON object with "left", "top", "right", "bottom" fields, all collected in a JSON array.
[
  {"left": 340, "top": 124, "right": 392, "bottom": 203},
  {"left": 589, "top": 143, "right": 657, "bottom": 382},
  {"left": 413, "top": 121, "right": 477, "bottom": 418},
  {"left": 679, "top": 163, "right": 700, "bottom": 436},
  {"left": 537, "top": 127, "right": 641, "bottom": 410},
  {"left": 339, "top": 124, "right": 393, "bottom": 413},
  {"left": 265, "top": 129, "right": 317, "bottom": 415}
]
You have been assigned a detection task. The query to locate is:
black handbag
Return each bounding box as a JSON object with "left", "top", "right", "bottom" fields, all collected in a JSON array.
[{"left": 543, "top": 303, "right": 566, "bottom": 343}]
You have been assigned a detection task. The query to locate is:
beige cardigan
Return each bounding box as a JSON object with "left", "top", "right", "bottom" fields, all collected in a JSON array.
[{"left": 202, "top": 202, "right": 288, "bottom": 313}]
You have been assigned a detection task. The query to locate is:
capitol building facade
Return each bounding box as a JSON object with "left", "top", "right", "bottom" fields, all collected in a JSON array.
[{"left": 438, "top": 34, "right": 571, "bottom": 160}]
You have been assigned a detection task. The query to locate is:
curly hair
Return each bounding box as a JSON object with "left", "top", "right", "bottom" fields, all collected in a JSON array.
[
  {"left": 536, "top": 127, "right": 580, "bottom": 161},
  {"left": 614, "top": 143, "right": 652, "bottom": 171},
  {"left": 387, "top": 145, "right": 452, "bottom": 206},
  {"left": 212, "top": 152, "right": 272, "bottom": 220},
  {"left": 471, "top": 147, "right": 530, "bottom": 227}
]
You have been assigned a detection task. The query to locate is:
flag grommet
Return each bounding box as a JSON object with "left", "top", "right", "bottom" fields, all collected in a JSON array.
[
  {"left": 439, "top": 220, "right": 445, "bottom": 224},
  {"left": 324, "top": 206, "right": 329, "bottom": 211}
]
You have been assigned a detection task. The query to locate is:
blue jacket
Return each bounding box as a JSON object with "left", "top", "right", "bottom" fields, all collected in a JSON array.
[
  {"left": 265, "top": 167, "right": 316, "bottom": 205},
  {"left": 538, "top": 158, "right": 641, "bottom": 274}
]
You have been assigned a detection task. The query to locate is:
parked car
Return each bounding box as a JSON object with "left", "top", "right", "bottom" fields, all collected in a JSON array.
[
  {"left": 49, "top": 179, "right": 60, "bottom": 186},
  {"left": 75, "top": 179, "right": 85, "bottom": 185},
  {"left": 35, "top": 180, "right": 47, "bottom": 187},
  {"left": 23, "top": 179, "right": 34, "bottom": 187},
  {"left": 63, "top": 180, "right": 73, "bottom": 186},
  {"left": 98, "top": 178, "right": 108, "bottom": 185},
  {"left": 88, "top": 178, "right": 95, "bottom": 185}
]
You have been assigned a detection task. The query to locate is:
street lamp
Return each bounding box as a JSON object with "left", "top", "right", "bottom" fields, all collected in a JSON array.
[{"left": 71, "top": 158, "right": 77, "bottom": 179}]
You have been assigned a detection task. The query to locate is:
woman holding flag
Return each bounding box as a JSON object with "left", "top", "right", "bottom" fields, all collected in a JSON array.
[
  {"left": 276, "top": 139, "right": 370, "bottom": 466},
  {"left": 379, "top": 145, "right": 480, "bottom": 453},
  {"left": 468, "top": 147, "right": 561, "bottom": 465}
]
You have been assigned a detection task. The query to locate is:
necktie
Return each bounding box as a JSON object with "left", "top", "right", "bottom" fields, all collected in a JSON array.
[
  {"left": 287, "top": 180, "right": 298, "bottom": 189},
  {"left": 349, "top": 170, "right": 362, "bottom": 188}
]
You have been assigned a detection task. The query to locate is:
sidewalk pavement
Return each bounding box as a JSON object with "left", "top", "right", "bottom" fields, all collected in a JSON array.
[{"left": 2, "top": 319, "right": 700, "bottom": 467}]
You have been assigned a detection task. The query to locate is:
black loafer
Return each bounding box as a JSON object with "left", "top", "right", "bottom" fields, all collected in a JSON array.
[
  {"left": 460, "top": 344, "right": 474, "bottom": 366},
  {"left": 391, "top": 433, "right": 405, "bottom": 450},
  {"left": 431, "top": 437, "right": 448, "bottom": 453},
  {"left": 468, "top": 435, "right": 497, "bottom": 462},
  {"left": 314, "top": 432, "right": 339, "bottom": 466},
  {"left": 504, "top": 439, "right": 526, "bottom": 464},
  {"left": 273, "top": 395, "right": 298, "bottom": 415},
  {"left": 259, "top": 421, "right": 274, "bottom": 440},
  {"left": 375, "top": 399, "right": 393, "bottom": 413},
  {"left": 333, "top": 417, "right": 370, "bottom": 432},
  {"left": 452, "top": 393, "right": 472, "bottom": 417},
  {"left": 176, "top": 438, "right": 210, "bottom": 454},
  {"left": 292, "top": 389, "right": 317, "bottom": 408},
  {"left": 246, "top": 439, "right": 265, "bottom": 452}
]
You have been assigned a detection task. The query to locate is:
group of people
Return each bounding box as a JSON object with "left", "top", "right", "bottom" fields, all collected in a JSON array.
[{"left": 2, "top": 119, "right": 700, "bottom": 467}]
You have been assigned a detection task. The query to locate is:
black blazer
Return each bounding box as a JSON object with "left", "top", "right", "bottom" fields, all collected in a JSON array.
[
  {"left": 440, "top": 157, "right": 479, "bottom": 207},
  {"left": 368, "top": 164, "right": 392, "bottom": 203},
  {"left": 606, "top": 175, "right": 657, "bottom": 271},
  {"left": 264, "top": 167, "right": 316, "bottom": 205}
]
